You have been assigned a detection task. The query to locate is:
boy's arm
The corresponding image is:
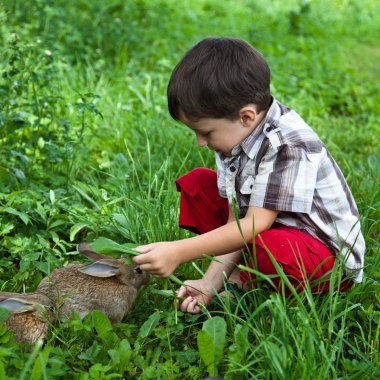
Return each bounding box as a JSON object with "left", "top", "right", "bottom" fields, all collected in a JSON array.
[
  {"left": 177, "top": 205, "right": 242, "bottom": 286},
  {"left": 176, "top": 206, "right": 245, "bottom": 314},
  {"left": 192, "top": 205, "right": 245, "bottom": 289},
  {"left": 133, "top": 206, "right": 278, "bottom": 277}
]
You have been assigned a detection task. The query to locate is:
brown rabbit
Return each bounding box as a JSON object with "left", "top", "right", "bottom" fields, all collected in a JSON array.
[
  {"left": 0, "top": 292, "right": 54, "bottom": 344},
  {"left": 37, "top": 243, "right": 149, "bottom": 324}
]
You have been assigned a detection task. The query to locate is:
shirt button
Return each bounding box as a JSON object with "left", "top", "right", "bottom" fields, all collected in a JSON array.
[{"left": 230, "top": 166, "right": 236, "bottom": 172}]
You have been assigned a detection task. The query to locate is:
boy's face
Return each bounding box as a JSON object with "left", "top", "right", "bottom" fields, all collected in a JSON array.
[{"left": 181, "top": 112, "right": 258, "bottom": 156}]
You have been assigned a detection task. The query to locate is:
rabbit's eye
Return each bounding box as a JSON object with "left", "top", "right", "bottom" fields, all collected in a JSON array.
[{"left": 134, "top": 267, "right": 143, "bottom": 274}]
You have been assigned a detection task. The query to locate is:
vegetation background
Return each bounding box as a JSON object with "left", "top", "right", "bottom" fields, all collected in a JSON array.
[{"left": 0, "top": 0, "right": 379, "bottom": 378}]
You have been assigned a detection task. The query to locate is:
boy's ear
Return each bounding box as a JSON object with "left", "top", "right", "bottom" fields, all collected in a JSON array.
[{"left": 239, "top": 105, "right": 257, "bottom": 127}]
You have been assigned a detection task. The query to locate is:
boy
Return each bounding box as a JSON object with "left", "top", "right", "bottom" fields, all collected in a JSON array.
[{"left": 133, "top": 37, "right": 365, "bottom": 314}]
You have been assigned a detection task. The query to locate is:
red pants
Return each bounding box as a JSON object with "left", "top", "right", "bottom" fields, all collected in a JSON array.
[{"left": 176, "top": 168, "right": 346, "bottom": 293}]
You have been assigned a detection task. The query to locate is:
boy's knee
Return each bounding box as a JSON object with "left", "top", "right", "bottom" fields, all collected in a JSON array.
[
  {"left": 176, "top": 167, "right": 217, "bottom": 193},
  {"left": 182, "top": 167, "right": 217, "bottom": 182}
]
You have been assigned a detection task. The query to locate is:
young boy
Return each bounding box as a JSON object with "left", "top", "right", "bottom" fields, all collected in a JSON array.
[{"left": 133, "top": 37, "right": 365, "bottom": 314}]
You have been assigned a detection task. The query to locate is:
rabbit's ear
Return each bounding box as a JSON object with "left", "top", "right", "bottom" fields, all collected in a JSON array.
[
  {"left": 77, "top": 261, "right": 119, "bottom": 278},
  {"left": 77, "top": 243, "right": 110, "bottom": 261},
  {"left": 0, "top": 298, "right": 36, "bottom": 314},
  {"left": 0, "top": 292, "right": 18, "bottom": 302}
]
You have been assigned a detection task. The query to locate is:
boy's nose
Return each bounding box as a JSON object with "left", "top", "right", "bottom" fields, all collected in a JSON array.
[{"left": 196, "top": 135, "right": 208, "bottom": 147}]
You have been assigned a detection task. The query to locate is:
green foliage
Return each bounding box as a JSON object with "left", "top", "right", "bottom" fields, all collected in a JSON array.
[
  {"left": 0, "top": 0, "right": 379, "bottom": 378},
  {"left": 197, "top": 316, "right": 226, "bottom": 376}
]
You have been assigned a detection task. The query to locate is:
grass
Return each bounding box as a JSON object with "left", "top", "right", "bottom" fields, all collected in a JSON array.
[{"left": 0, "top": 0, "right": 379, "bottom": 378}]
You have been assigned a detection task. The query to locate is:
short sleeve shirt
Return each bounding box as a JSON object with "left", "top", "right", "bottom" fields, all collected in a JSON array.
[{"left": 216, "top": 98, "right": 365, "bottom": 282}]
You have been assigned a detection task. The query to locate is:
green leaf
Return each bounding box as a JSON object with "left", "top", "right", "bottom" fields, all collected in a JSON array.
[
  {"left": 150, "top": 289, "right": 177, "bottom": 298},
  {"left": 263, "top": 341, "right": 286, "bottom": 378},
  {"left": 2, "top": 207, "right": 31, "bottom": 225},
  {"left": 49, "top": 189, "right": 55, "bottom": 205},
  {"left": 0, "top": 324, "right": 13, "bottom": 344},
  {"left": 47, "top": 219, "right": 67, "bottom": 230},
  {"left": 18, "top": 340, "right": 44, "bottom": 380},
  {"left": 138, "top": 311, "right": 160, "bottom": 339},
  {"left": 0, "top": 362, "right": 5, "bottom": 380},
  {"left": 33, "top": 261, "right": 50, "bottom": 274},
  {"left": 89, "top": 237, "right": 139, "bottom": 257},
  {"left": 88, "top": 363, "right": 112, "bottom": 378},
  {"left": 0, "top": 222, "right": 15, "bottom": 236},
  {"left": 197, "top": 330, "right": 216, "bottom": 376},
  {"left": 202, "top": 316, "right": 226, "bottom": 363},
  {"left": 35, "top": 202, "right": 47, "bottom": 222},
  {"left": 167, "top": 273, "right": 183, "bottom": 286},
  {"left": 0, "top": 308, "right": 10, "bottom": 324},
  {"left": 107, "top": 349, "right": 120, "bottom": 365},
  {"left": 30, "top": 346, "right": 51, "bottom": 380},
  {"left": 110, "top": 213, "right": 130, "bottom": 228},
  {"left": 233, "top": 323, "right": 249, "bottom": 356},
  {"left": 227, "top": 323, "right": 250, "bottom": 374},
  {"left": 108, "top": 339, "right": 133, "bottom": 374},
  {"left": 197, "top": 316, "right": 226, "bottom": 377},
  {"left": 78, "top": 342, "right": 103, "bottom": 362},
  {"left": 73, "top": 185, "right": 101, "bottom": 210},
  {"left": 92, "top": 310, "right": 112, "bottom": 336},
  {"left": 70, "top": 222, "right": 89, "bottom": 242},
  {"left": 12, "top": 168, "right": 26, "bottom": 180},
  {"left": 91, "top": 311, "right": 119, "bottom": 348},
  {"left": 118, "top": 338, "right": 133, "bottom": 364},
  {"left": 22, "top": 252, "right": 41, "bottom": 261}
]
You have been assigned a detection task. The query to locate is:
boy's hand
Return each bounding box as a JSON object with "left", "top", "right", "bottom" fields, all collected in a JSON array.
[
  {"left": 133, "top": 241, "right": 182, "bottom": 277},
  {"left": 177, "top": 279, "right": 216, "bottom": 314}
]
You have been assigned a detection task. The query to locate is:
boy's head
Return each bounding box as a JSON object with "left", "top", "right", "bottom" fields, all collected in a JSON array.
[{"left": 167, "top": 37, "right": 271, "bottom": 122}]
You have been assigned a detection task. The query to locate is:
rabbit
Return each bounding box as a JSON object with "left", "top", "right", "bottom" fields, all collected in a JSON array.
[
  {"left": 0, "top": 292, "right": 54, "bottom": 344},
  {"left": 36, "top": 242, "right": 150, "bottom": 324}
]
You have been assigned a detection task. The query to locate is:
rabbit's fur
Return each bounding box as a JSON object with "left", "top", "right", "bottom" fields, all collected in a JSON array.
[
  {"left": 37, "top": 243, "right": 149, "bottom": 323},
  {"left": 0, "top": 244, "right": 148, "bottom": 343},
  {"left": 0, "top": 292, "right": 54, "bottom": 344}
]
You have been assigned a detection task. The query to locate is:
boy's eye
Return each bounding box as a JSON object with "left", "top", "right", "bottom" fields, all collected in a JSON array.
[{"left": 202, "top": 131, "right": 211, "bottom": 137}]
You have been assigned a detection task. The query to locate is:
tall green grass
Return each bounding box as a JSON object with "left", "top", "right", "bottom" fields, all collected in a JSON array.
[{"left": 0, "top": 0, "right": 379, "bottom": 378}]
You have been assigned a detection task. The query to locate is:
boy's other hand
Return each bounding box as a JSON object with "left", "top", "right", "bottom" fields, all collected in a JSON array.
[
  {"left": 133, "top": 241, "right": 181, "bottom": 277},
  {"left": 177, "top": 279, "right": 215, "bottom": 314}
]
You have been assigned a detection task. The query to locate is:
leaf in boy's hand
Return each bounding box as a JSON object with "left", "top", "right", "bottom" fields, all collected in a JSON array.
[
  {"left": 151, "top": 289, "right": 176, "bottom": 298},
  {"left": 88, "top": 237, "right": 139, "bottom": 257},
  {"left": 85, "top": 238, "right": 183, "bottom": 285},
  {"left": 150, "top": 289, "right": 182, "bottom": 299},
  {"left": 123, "top": 256, "right": 133, "bottom": 265}
]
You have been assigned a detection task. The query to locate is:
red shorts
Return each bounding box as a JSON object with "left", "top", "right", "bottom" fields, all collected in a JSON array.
[{"left": 176, "top": 167, "right": 350, "bottom": 293}]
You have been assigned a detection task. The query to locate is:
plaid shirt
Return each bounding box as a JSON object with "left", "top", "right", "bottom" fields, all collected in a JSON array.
[{"left": 216, "top": 98, "right": 365, "bottom": 282}]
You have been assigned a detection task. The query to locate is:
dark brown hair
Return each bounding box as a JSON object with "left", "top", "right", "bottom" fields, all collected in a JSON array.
[{"left": 167, "top": 37, "right": 271, "bottom": 121}]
